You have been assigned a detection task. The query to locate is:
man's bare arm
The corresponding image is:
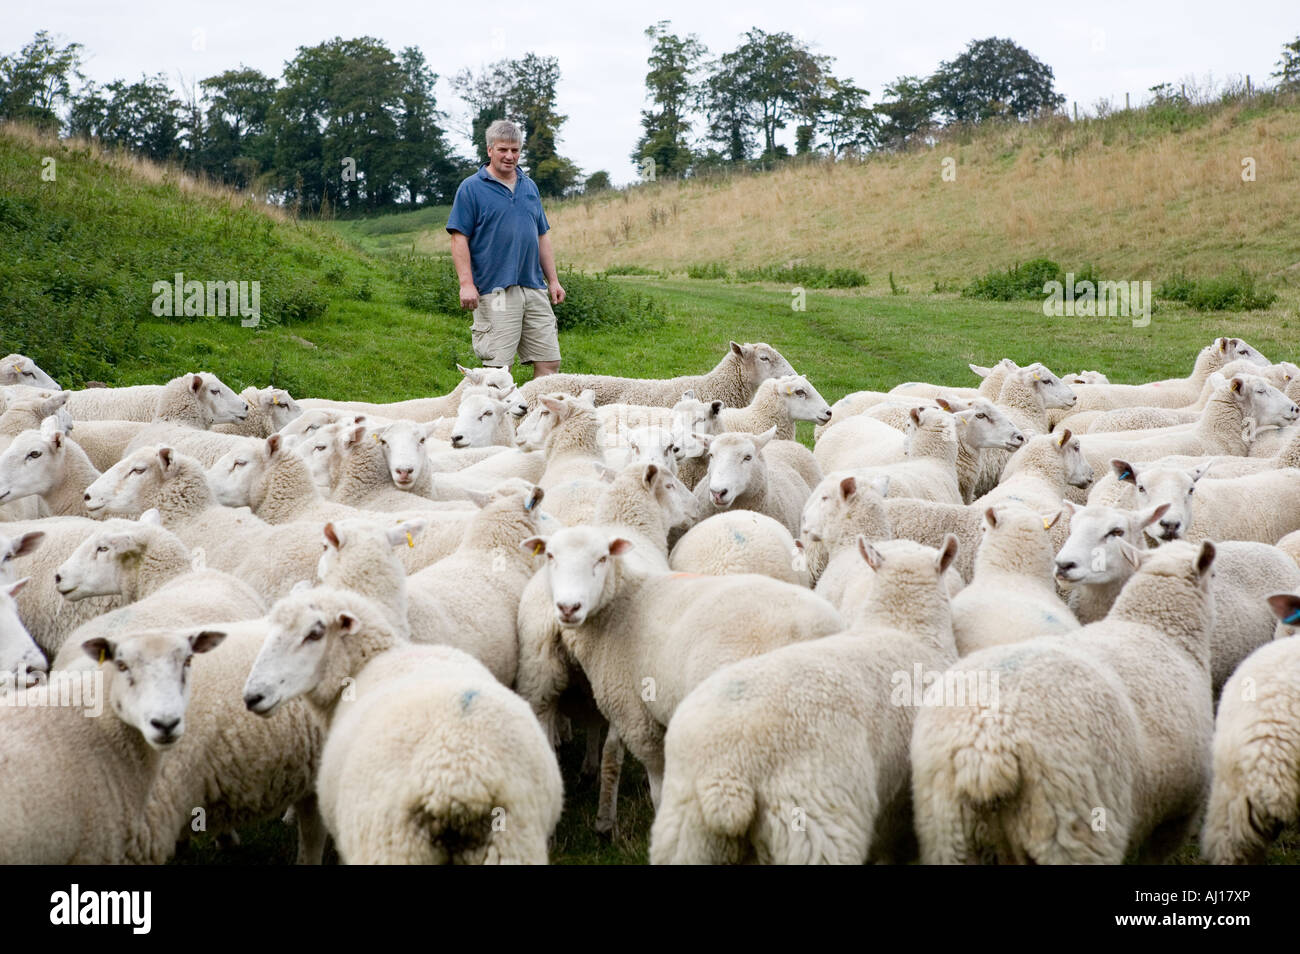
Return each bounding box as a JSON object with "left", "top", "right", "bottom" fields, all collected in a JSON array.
[
  {"left": 538, "top": 232, "right": 566, "bottom": 305},
  {"left": 450, "top": 232, "right": 479, "bottom": 310}
]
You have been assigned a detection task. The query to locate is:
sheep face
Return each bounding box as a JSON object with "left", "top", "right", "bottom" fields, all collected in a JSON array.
[
  {"left": 461, "top": 364, "right": 516, "bottom": 400},
  {"left": 207, "top": 437, "right": 269, "bottom": 507},
  {"left": 701, "top": 430, "right": 774, "bottom": 508},
  {"left": 524, "top": 527, "right": 633, "bottom": 626},
  {"left": 943, "top": 398, "right": 1026, "bottom": 451},
  {"left": 0, "top": 355, "right": 58, "bottom": 389},
  {"left": 83, "top": 629, "right": 225, "bottom": 749},
  {"left": 625, "top": 426, "right": 679, "bottom": 475},
  {"left": 248, "top": 387, "right": 301, "bottom": 432},
  {"left": 1212, "top": 337, "right": 1269, "bottom": 369},
  {"left": 449, "top": 395, "right": 508, "bottom": 450},
  {"left": 1233, "top": 373, "right": 1299, "bottom": 429},
  {"left": 800, "top": 472, "right": 889, "bottom": 544},
  {"left": 276, "top": 408, "right": 343, "bottom": 451},
  {"left": 191, "top": 373, "right": 250, "bottom": 424},
  {"left": 379, "top": 420, "right": 438, "bottom": 486},
  {"left": 731, "top": 341, "right": 796, "bottom": 386},
  {"left": 645, "top": 464, "right": 698, "bottom": 529},
  {"left": 1054, "top": 501, "right": 1169, "bottom": 586},
  {"left": 0, "top": 580, "right": 45, "bottom": 681},
  {"left": 0, "top": 392, "right": 69, "bottom": 432},
  {"left": 244, "top": 594, "right": 342, "bottom": 715},
  {"left": 84, "top": 446, "right": 181, "bottom": 516},
  {"left": 670, "top": 396, "right": 722, "bottom": 460},
  {"left": 0, "top": 424, "right": 65, "bottom": 505},
  {"left": 1054, "top": 431, "right": 1094, "bottom": 488},
  {"left": 774, "top": 374, "right": 832, "bottom": 424},
  {"left": 1117, "top": 461, "right": 1210, "bottom": 543},
  {"left": 55, "top": 522, "right": 149, "bottom": 600},
  {"left": 514, "top": 403, "right": 557, "bottom": 450},
  {"left": 1020, "top": 366, "right": 1077, "bottom": 410},
  {"left": 0, "top": 530, "right": 44, "bottom": 584}
]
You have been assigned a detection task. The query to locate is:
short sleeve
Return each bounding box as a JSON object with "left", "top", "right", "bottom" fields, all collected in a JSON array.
[
  {"left": 445, "top": 181, "right": 476, "bottom": 237},
  {"left": 536, "top": 194, "right": 550, "bottom": 236}
]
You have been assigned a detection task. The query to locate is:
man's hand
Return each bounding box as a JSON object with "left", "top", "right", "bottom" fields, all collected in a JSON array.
[
  {"left": 460, "top": 282, "right": 480, "bottom": 311},
  {"left": 548, "top": 281, "right": 566, "bottom": 306}
]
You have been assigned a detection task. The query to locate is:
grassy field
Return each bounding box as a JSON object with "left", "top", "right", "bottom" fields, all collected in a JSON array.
[{"left": 5, "top": 105, "right": 1300, "bottom": 863}]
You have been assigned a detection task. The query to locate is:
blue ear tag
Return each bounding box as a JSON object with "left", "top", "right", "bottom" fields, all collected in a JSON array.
[
  {"left": 1285, "top": 609, "right": 1300, "bottom": 624},
  {"left": 1119, "top": 470, "right": 1131, "bottom": 481}
]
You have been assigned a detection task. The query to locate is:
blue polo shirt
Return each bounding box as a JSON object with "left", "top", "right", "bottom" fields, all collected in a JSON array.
[{"left": 445, "top": 165, "right": 550, "bottom": 293}]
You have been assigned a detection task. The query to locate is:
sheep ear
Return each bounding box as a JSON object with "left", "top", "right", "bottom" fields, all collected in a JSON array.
[
  {"left": 1117, "top": 540, "right": 1144, "bottom": 571},
  {"left": 1217, "top": 337, "right": 1228, "bottom": 352},
  {"left": 1266, "top": 593, "right": 1300, "bottom": 625},
  {"left": 385, "top": 519, "right": 427, "bottom": 549},
  {"left": 752, "top": 426, "right": 777, "bottom": 450},
  {"left": 337, "top": 612, "right": 362, "bottom": 635},
  {"left": 12, "top": 531, "right": 45, "bottom": 558},
  {"left": 838, "top": 475, "right": 856, "bottom": 499},
  {"left": 934, "top": 397, "right": 954, "bottom": 412},
  {"left": 869, "top": 475, "right": 890, "bottom": 497},
  {"left": 6, "top": 577, "right": 29, "bottom": 598},
  {"left": 346, "top": 425, "right": 366, "bottom": 447},
  {"left": 190, "top": 374, "right": 204, "bottom": 393},
  {"left": 681, "top": 389, "right": 696, "bottom": 401},
  {"left": 969, "top": 363, "right": 992, "bottom": 378},
  {"left": 463, "top": 488, "right": 494, "bottom": 508},
  {"left": 190, "top": 630, "right": 226, "bottom": 654},
  {"left": 158, "top": 447, "right": 175, "bottom": 472},
  {"left": 1230, "top": 376, "right": 1245, "bottom": 394},
  {"left": 82, "top": 637, "right": 114, "bottom": 663},
  {"left": 1190, "top": 461, "right": 1212, "bottom": 482},
  {"left": 1137, "top": 502, "right": 1171, "bottom": 529},
  {"left": 266, "top": 433, "right": 282, "bottom": 457},
  {"left": 729, "top": 341, "right": 745, "bottom": 357},
  {"left": 139, "top": 509, "right": 162, "bottom": 527},
  {"left": 608, "top": 537, "right": 634, "bottom": 557},
  {"left": 540, "top": 396, "right": 565, "bottom": 415},
  {"left": 709, "top": 401, "right": 723, "bottom": 418},
  {"left": 1111, "top": 459, "right": 1137, "bottom": 484},
  {"left": 577, "top": 389, "right": 597, "bottom": 408},
  {"left": 1055, "top": 428, "right": 1072, "bottom": 448},
  {"left": 908, "top": 406, "right": 923, "bottom": 426},
  {"left": 291, "top": 579, "right": 312, "bottom": 594},
  {"left": 1195, "top": 540, "right": 1216, "bottom": 579},
  {"left": 1060, "top": 499, "right": 1080, "bottom": 516},
  {"left": 1043, "top": 509, "right": 1063, "bottom": 530},
  {"left": 323, "top": 523, "right": 341, "bottom": 550},
  {"left": 591, "top": 462, "right": 617, "bottom": 483},
  {"left": 692, "top": 432, "right": 712, "bottom": 452},
  {"left": 983, "top": 507, "right": 999, "bottom": 529},
  {"left": 641, "top": 463, "right": 659, "bottom": 487},
  {"left": 857, "top": 535, "right": 884, "bottom": 570},
  {"left": 520, "top": 536, "right": 547, "bottom": 557},
  {"left": 937, "top": 534, "right": 960, "bottom": 575},
  {"left": 456, "top": 364, "right": 472, "bottom": 376}
]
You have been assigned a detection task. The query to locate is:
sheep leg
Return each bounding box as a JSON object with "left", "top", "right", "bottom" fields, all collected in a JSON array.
[
  {"left": 580, "top": 723, "right": 602, "bottom": 777},
  {"left": 293, "top": 794, "right": 327, "bottom": 865},
  {"left": 594, "top": 727, "right": 625, "bottom": 838}
]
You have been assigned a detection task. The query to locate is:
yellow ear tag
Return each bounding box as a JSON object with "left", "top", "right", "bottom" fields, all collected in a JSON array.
[
  {"left": 1042, "top": 517, "right": 1052, "bottom": 531},
  {"left": 785, "top": 387, "right": 793, "bottom": 396},
  {"left": 372, "top": 432, "right": 380, "bottom": 442},
  {"left": 98, "top": 649, "right": 105, "bottom": 665},
  {"left": 405, "top": 532, "right": 414, "bottom": 549},
  {"left": 1056, "top": 434, "right": 1066, "bottom": 447},
  {"left": 272, "top": 396, "right": 280, "bottom": 406},
  {"left": 1032, "top": 372, "right": 1041, "bottom": 381},
  {"left": 532, "top": 542, "right": 543, "bottom": 556}
]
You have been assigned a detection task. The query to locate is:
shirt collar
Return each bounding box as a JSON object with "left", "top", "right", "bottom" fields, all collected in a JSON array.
[{"left": 479, "top": 163, "right": 525, "bottom": 186}]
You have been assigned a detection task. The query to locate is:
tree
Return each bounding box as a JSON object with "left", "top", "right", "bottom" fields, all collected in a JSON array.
[
  {"left": 929, "top": 37, "right": 1064, "bottom": 124},
  {"left": 198, "top": 67, "right": 278, "bottom": 189},
  {"left": 819, "top": 77, "right": 877, "bottom": 155},
  {"left": 68, "top": 75, "right": 183, "bottom": 161},
  {"left": 0, "top": 30, "right": 84, "bottom": 130},
  {"left": 698, "top": 58, "right": 756, "bottom": 163},
  {"left": 394, "top": 46, "right": 459, "bottom": 204},
  {"left": 874, "top": 75, "right": 937, "bottom": 150},
  {"left": 633, "top": 21, "right": 707, "bottom": 178},
  {"left": 583, "top": 170, "right": 611, "bottom": 193},
  {"left": 1273, "top": 35, "right": 1300, "bottom": 90}
]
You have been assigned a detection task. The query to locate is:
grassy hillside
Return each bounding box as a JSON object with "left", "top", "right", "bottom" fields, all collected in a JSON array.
[{"left": 544, "top": 91, "right": 1300, "bottom": 288}]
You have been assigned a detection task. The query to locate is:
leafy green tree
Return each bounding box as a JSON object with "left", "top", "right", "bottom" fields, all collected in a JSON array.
[
  {"left": 198, "top": 67, "right": 277, "bottom": 188},
  {"left": 1272, "top": 35, "right": 1300, "bottom": 90},
  {"left": 584, "top": 170, "right": 611, "bottom": 192},
  {"left": 929, "top": 37, "right": 1064, "bottom": 123},
  {"left": 819, "top": 77, "right": 877, "bottom": 155},
  {"left": 698, "top": 54, "right": 757, "bottom": 162},
  {"left": 633, "top": 21, "right": 707, "bottom": 177},
  {"left": 68, "top": 75, "right": 183, "bottom": 161},
  {"left": 875, "top": 75, "right": 937, "bottom": 149},
  {"left": 0, "top": 30, "right": 84, "bottom": 130}
]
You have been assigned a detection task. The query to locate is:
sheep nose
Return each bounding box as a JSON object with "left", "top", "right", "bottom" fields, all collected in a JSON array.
[
  {"left": 1054, "top": 560, "right": 1076, "bottom": 573},
  {"left": 244, "top": 692, "right": 264, "bottom": 711},
  {"left": 84, "top": 493, "right": 91, "bottom": 501},
  {"left": 1159, "top": 519, "right": 1181, "bottom": 535},
  {"left": 395, "top": 468, "right": 412, "bottom": 478},
  {"left": 556, "top": 602, "right": 582, "bottom": 621},
  {"left": 151, "top": 716, "right": 180, "bottom": 734},
  {"left": 54, "top": 573, "right": 61, "bottom": 584}
]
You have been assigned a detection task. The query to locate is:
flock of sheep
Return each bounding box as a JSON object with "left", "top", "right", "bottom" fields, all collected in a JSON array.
[{"left": 0, "top": 334, "right": 1298, "bottom": 864}]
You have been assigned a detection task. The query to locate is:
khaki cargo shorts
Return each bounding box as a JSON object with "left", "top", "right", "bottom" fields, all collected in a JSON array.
[{"left": 470, "top": 285, "right": 561, "bottom": 367}]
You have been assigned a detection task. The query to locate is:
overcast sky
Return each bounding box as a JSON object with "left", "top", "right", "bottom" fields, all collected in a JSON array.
[{"left": 8, "top": 1, "right": 1297, "bottom": 184}]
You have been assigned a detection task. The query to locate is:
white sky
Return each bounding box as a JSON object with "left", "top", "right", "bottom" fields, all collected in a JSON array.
[{"left": 8, "top": 1, "right": 1297, "bottom": 185}]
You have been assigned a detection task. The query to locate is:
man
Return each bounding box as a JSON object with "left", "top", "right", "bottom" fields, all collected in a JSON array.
[{"left": 446, "top": 119, "right": 565, "bottom": 378}]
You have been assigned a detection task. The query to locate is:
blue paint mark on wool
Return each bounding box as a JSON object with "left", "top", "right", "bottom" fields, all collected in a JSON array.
[
  {"left": 459, "top": 689, "right": 480, "bottom": 713},
  {"left": 731, "top": 530, "right": 747, "bottom": 546}
]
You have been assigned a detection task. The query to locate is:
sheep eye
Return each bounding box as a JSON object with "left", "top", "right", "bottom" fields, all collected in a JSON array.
[
  {"left": 419, "top": 437, "right": 426, "bottom": 445},
  {"left": 540, "top": 410, "right": 549, "bottom": 417},
  {"left": 234, "top": 460, "right": 247, "bottom": 468},
  {"left": 743, "top": 454, "right": 752, "bottom": 462},
  {"left": 115, "top": 661, "right": 128, "bottom": 673},
  {"left": 21, "top": 371, "right": 33, "bottom": 378},
  {"left": 1137, "top": 485, "right": 1146, "bottom": 494},
  {"left": 184, "top": 656, "right": 193, "bottom": 668},
  {"left": 976, "top": 413, "right": 987, "bottom": 420},
  {"left": 597, "top": 556, "right": 607, "bottom": 565},
  {"left": 1107, "top": 528, "right": 1123, "bottom": 537},
  {"left": 96, "top": 545, "right": 109, "bottom": 553},
  {"left": 759, "top": 355, "right": 770, "bottom": 362},
  {"left": 1188, "top": 487, "right": 1195, "bottom": 495},
  {"left": 26, "top": 450, "right": 40, "bottom": 460},
  {"left": 131, "top": 467, "right": 146, "bottom": 475},
  {"left": 303, "top": 623, "right": 326, "bottom": 643}
]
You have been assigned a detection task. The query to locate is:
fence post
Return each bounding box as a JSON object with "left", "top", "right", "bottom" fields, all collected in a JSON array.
[
  {"left": 1073, "top": 101, "right": 1078, "bottom": 121},
  {"left": 1125, "top": 91, "right": 1130, "bottom": 110},
  {"left": 1246, "top": 74, "right": 1252, "bottom": 96}
]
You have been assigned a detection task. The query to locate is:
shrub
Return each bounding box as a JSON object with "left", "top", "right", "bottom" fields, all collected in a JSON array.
[
  {"left": 962, "top": 258, "right": 1064, "bottom": 300},
  {"left": 730, "top": 263, "right": 868, "bottom": 288},
  {"left": 686, "top": 261, "right": 730, "bottom": 280},
  {"left": 1157, "top": 270, "right": 1277, "bottom": 311},
  {"left": 602, "top": 264, "right": 659, "bottom": 276}
]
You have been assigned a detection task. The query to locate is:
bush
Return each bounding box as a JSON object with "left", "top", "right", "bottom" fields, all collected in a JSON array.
[
  {"left": 602, "top": 264, "right": 659, "bottom": 276},
  {"left": 731, "top": 263, "right": 868, "bottom": 288},
  {"left": 686, "top": 262, "right": 730, "bottom": 280},
  {"left": 962, "top": 258, "right": 1064, "bottom": 300},
  {"left": 1157, "top": 270, "right": 1277, "bottom": 311}
]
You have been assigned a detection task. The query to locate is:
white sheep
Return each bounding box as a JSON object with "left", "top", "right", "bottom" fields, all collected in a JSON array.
[
  {"left": 517, "top": 341, "right": 796, "bottom": 410},
  {"left": 0, "top": 627, "right": 226, "bottom": 863},
  {"left": 0, "top": 578, "right": 45, "bottom": 681},
  {"left": 912, "top": 540, "right": 1217, "bottom": 864},
  {"left": 63, "top": 384, "right": 166, "bottom": 422},
  {"left": 669, "top": 510, "right": 807, "bottom": 585},
  {"left": 297, "top": 364, "right": 515, "bottom": 421},
  {"left": 0, "top": 354, "right": 59, "bottom": 390},
  {"left": 851, "top": 406, "right": 963, "bottom": 504},
  {"left": 717, "top": 374, "right": 831, "bottom": 439},
  {"left": 520, "top": 526, "right": 842, "bottom": 805},
  {"left": 693, "top": 427, "right": 812, "bottom": 538},
  {"left": 449, "top": 393, "right": 517, "bottom": 449},
  {"left": 0, "top": 416, "right": 101, "bottom": 517},
  {"left": 950, "top": 504, "right": 1078, "bottom": 656},
  {"left": 1201, "top": 593, "right": 1300, "bottom": 863},
  {"left": 243, "top": 585, "right": 563, "bottom": 864},
  {"left": 117, "top": 372, "right": 255, "bottom": 467},
  {"left": 212, "top": 386, "right": 302, "bottom": 438},
  {"left": 1053, "top": 500, "right": 1300, "bottom": 693},
  {"left": 534, "top": 390, "right": 608, "bottom": 525},
  {"left": 650, "top": 535, "right": 960, "bottom": 863}
]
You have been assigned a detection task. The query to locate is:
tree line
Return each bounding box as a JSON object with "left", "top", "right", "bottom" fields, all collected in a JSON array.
[{"left": 3, "top": 27, "right": 1298, "bottom": 212}]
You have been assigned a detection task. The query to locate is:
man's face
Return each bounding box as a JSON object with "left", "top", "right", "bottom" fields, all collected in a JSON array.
[{"left": 488, "top": 140, "right": 520, "bottom": 178}]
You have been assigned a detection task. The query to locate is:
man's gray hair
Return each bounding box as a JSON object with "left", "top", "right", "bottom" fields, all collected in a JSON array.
[{"left": 486, "top": 119, "right": 523, "bottom": 148}]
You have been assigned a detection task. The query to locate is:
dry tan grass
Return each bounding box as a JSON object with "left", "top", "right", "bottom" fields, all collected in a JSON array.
[{"left": 547, "top": 97, "right": 1300, "bottom": 285}]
